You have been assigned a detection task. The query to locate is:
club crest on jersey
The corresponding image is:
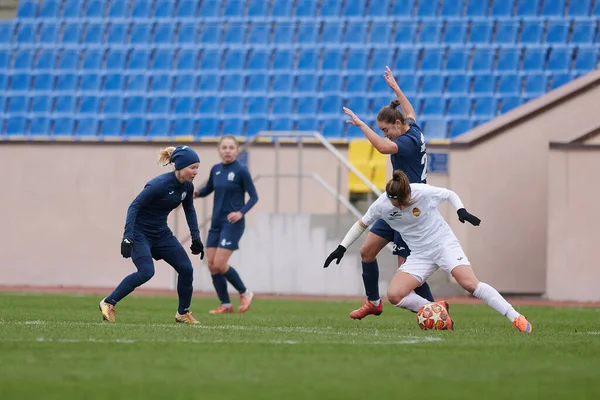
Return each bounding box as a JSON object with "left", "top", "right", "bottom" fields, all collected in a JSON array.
[
  {"left": 228, "top": 172, "right": 235, "bottom": 181},
  {"left": 412, "top": 207, "right": 421, "bottom": 217},
  {"left": 181, "top": 192, "right": 187, "bottom": 201}
]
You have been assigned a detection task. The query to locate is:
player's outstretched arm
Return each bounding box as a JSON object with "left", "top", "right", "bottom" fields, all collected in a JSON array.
[
  {"left": 384, "top": 66, "right": 416, "bottom": 121},
  {"left": 323, "top": 220, "right": 368, "bottom": 268},
  {"left": 343, "top": 107, "right": 398, "bottom": 154},
  {"left": 424, "top": 185, "right": 482, "bottom": 226}
]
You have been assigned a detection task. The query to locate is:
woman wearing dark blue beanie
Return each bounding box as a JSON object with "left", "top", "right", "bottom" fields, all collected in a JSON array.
[{"left": 99, "top": 145, "right": 204, "bottom": 324}]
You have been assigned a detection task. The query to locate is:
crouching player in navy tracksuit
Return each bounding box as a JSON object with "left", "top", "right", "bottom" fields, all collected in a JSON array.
[
  {"left": 99, "top": 145, "right": 205, "bottom": 324},
  {"left": 194, "top": 135, "right": 258, "bottom": 314}
]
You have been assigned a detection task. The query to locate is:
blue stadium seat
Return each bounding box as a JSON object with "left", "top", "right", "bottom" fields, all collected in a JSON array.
[
  {"left": 80, "top": 96, "right": 101, "bottom": 113},
  {"left": 129, "top": 49, "right": 149, "bottom": 70},
  {"left": 367, "top": 0, "right": 390, "bottom": 15},
  {"left": 444, "top": 21, "right": 467, "bottom": 43},
  {"left": 222, "top": 118, "right": 244, "bottom": 135},
  {"left": 541, "top": 0, "right": 565, "bottom": 16},
  {"left": 14, "top": 50, "right": 33, "bottom": 70},
  {"left": 83, "top": 49, "right": 103, "bottom": 70},
  {"left": 416, "top": 0, "right": 439, "bottom": 16},
  {"left": 321, "top": 73, "right": 343, "bottom": 92},
  {"left": 370, "top": 72, "right": 390, "bottom": 93},
  {"left": 248, "top": 96, "right": 269, "bottom": 114},
  {"left": 125, "top": 96, "right": 147, "bottom": 114},
  {"left": 150, "top": 96, "right": 170, "bottom": 114},
  {"left": 370, "top": 24, "right": 392, "bottom": 43},
  {"left": 174, "top": 97, "right": 195, "bottom": 114},
  {"left": 177, "top": 22, "right": 198, "bottom": 44},
  {"left": 419, "top": 22, "right": 442, "bottom": 43},
  {"left": 421, "top": 49, "right": 443, "bottom": 70},
  {"left": 32, "top": 95, "right": 52, "bottom": 112},
  {"left": 248, "top": 73, "right": 268, "bottom": 92},
  {"left": 224, "top": 0, "right": 243, "bottom": 16},
  {"left": 446, "top": 48, "right": 469, "bottom": 71},
  {"left": 296, "top": 73, "right": 318, "bottom": 92},
  {"left": 448, "top": 97, "right": 471, "bottom": 116},
  {"left": 393, "top": 49, "right": 419, "bottom": 71},
  {"left": 421, "top": 74, "right": 444, "bottom": 93},
  {"left": 174, "top": 74, "right": 196, "bottom": 92},
  {"left": 393, "top": 21, "right": 416, "bottom": 43},
  {"left": 56, "top": 73, "right": 77, "bottom": 91},
  {"left": 199, "top": 96, "right": 219, "bottom": 113},
  {"left": 496, "top": 48, "right": 521, "bottom": 71},
  {"left": 131, "top": 23, "right": 150, "bottom": 44},
  {"left": 53, "top": 117, "right": 74, "bottom": 136},
  {"left": 38, "top": 23, "right": 58, "bottom": 43},
  {"left": 450, "top": 118, "right": 473, "bottom": 137},
  {"left": 345, "top": 73, "right": 368, "bottom": 93},
  {"left": 322, "top": 48, "right": 344, "bottom": 70},
  {"left": 568, "top": 0, "right": 591, "bottom": 15},
  {"left": 17, "top": 1, "right": 38, "bottom": 18},
  {"left": 59, "top": 50, "right": 79, "bottom": 70},
  {"left": 371, "top": 48, "right": 392, "bottom": 70},
  {"left": 173, "top": 118, "right": 195, "bottom": 136},
  {"left": 524, "top": 73, "right": 547, "bottom": 94},
  {"left": 152, "top": 49, "right": 173, "bottom": 70},
  {"left": 198, "top": 118, "right": 219, "bottom": 136},
  {"left": 248, "top": 0, "right": 268, "bottom": 16},
  {"left": 83, "top": 23, "right": 104, "bottom": 44},
  {"left": 84, "top": 0, "right": 104, "bottom": 17},
  {"left": 154, "top": 23, "right": 174, "bottom": 44},
  {"left": 466, "top": 0, "right": 488, "bottom": 16},
  {"left": 248, "top": 22, "right": 270, "bottom": 44},
  {"left": 177, "top": 49, "right": 198, "bottom": 70},
  {"left": 10, "top": 73, "right": 31, "bottom": 91},
  {"left": 343, "top": 0, "right": 366, "bottom": 16},
  {"left": 574, "top": 47, "right": 597, "bottom": 71},
  {"left": 77, "top": 118, "right": 99, "bottom": 136},
  {"left": 150, "top": 74, "right": 171, "bottom": 91},
  {"left": 470, "top": 21, "right": 493, "bottom": 43},
  {"left": 270, "top": 116, "right": 293, "bottom": 131},
  {"left": 199, "top": 73, "right": 220, "bottom": 91},
  {"left": 154, "top": 0, "right": 175, "bottom": 18},
  {"left": 500, "top": 96, "right": 522, "bottom": 113},
  {"left": 345, "top": 21, "right": 367, "bottom": 43},
  {"left": 247, "top": 117, "right": 268, "bottom": 135},
  {"left": 30, "top": 117, "right": 51, "bottom": 135},
  {"left": 521, "top": 21, "right": 543, "bottom": 43},
  {"left": 224, "top": 22, "right": 245, "bottom": 44},
  {"left": 272, "top": 0, "right": 294, "bottom": 16},
  {"left": 322, "top": 21, "right": 344, "bottom": 43},
  {"left": 248, "top": 49, "right": 270, "bottom": 70},
  {"left": 40, "top": 0, "right": 59, "bottom": 18},
  {"left": 106, "top": 50, "right": 126, "bottom": 70},
  {"left": 320, "top": 94, "right": 342, "bottom": 114},
  {"left": 441, "top": 0, "right": 462, "bottom": 16},
  {"left": 571, "top": 21, "right": 595, "bottom": 44},
  {"left": 320, "top": 0, "right": 341, "bottom": 16},
  {"left": 516, "top": 0, "right": 539, "bottom": 15},
  {"left": 297, "top": 22, "right": 319, "bottom": 44},
  {"left": 272, "top": 96, "right": 293, "bottom": 113},
  {"left": 33, "top": 73, "right": 54, "bottom": 91},
  {"left": 491, "top": 0, "right": 514, "bottom": 16},
  {"left": 545, "top": 22, "right": 569, "bottom": 43},
  {"left": 498, "top": 74, "right": 521, "bottom": 94},
  {"left": 224, "top": 49, "right": 246, "bottom": 70},
  {"left": 103, "top": 95, "right": 123, "bottom": 114},
  {"left": 17, "top": 23, "right": 36, "bottom": 43},
  {"left": 6, "top": 116, "right": 27, "bottom": 135},
  {"left": 126, "top": 74, "right": 148, "bottom": 91},
  {"left": 222, "top": 96, "right": 243, "bottom": 113},
  {"left": 223, "top": 73, "right": 243, "bottom": 91},
  {"left": 522, "top": 47, "right": 547, "bottom": 71},
  {"left": 548, "top": 47, "right": 571, "bottom": 70},
  {"left": 297, "top": 49, "right": 319, "bottom": 70},
  {"left": 273, "top": 22, "right": 294, "bottom": 44},
  {"left": 35, "top": 49, "right": 56, "bottom": 70},
  {"left": 296, "top": 118, "right": 319, "bottom": 131},
  {"left": 101, "top": 118, "right": 122, "bottom": 136},
  {"left": 474, "top": 97, "right": 496, "bottom": 116},
  {"left": 62, "top": 0, "right": 81, "bottom": 18},
  {"left": 446, "top": 74, "right": 469, "bottom": 94},
  {"left": 495, "top": 21, "right": 518, "bottom": 43},
  {"left": 200, "top": 22, "right": 221, "bottom": 43},
  {"left": 108, "top": 0, "right": 126, "bottom": 17},
  {"left": 550, "top": 73, "right": 570, "bottom": 89},
  {"left": 55, "top": 95, "right": 76, "bottom": 113},
  {"left": 177, "top": 0, "right": 198, "bottom": 17},
  {"left": 104, "top": 74, "right": 124, "bottom": 91},
  {"left": 321, "top": 117, "right": 345, "bottom": 137},
  {"left": 391, "top": 0, "right": 414, "bottom": 15},
  {"left": 124, "top": 118, "right": 146, "bottom": 136},
  {"left": 61, "top": 23, "right": 81, "bottom": 44},
  {"left": 200, "top": 0, "right": 220, "bottom": 17},
  {"left": 131, "top": 0, "right": 150, "bottom": 18},
  {"left": 473, "top": 73, "right": 495, "bottom": 93},
  {"left": 345, "top": 97, "right": 369, "bottom": 115},
  {"left": 422, "top": 97, "right": 445, "bottom": 115},
  {"left": 423, "top": 118, "right": 448, "bottom": 139},
  {"left": 107, "top": 22, "right": 127, "bottom": 44},
  {"left": 9, "top": 96, "right": 28, "bottom": 113}
]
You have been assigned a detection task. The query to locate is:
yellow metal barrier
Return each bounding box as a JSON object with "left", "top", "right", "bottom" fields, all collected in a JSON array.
[{"left": 348, "top": 139, "right": 387, "bottom": 193}]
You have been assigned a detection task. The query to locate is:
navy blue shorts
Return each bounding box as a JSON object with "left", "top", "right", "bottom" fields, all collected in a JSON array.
[
  {"left": 370, "top": 219, "right": 410, "bottom": 258},
  {"left": 206, "top": 221, "right": 245, "bottom": 251}
]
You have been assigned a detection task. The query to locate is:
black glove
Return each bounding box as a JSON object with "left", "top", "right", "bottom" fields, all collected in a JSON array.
[
  {"left": 323, "top": 245, "right": 347, "bottom": 268},
  {"left": 121, "top": 237, "right": 134, "bottom": 258},
  {"left": 457, "top": 208, "right": 481, "bottom": 226},
  {"left": 190, "top": 239, "right": 205, "bottom": 260}
]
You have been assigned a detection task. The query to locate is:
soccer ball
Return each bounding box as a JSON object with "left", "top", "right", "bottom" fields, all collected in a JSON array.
[{"left": 417, "top": 302, "right": 449, "bottom": 330}]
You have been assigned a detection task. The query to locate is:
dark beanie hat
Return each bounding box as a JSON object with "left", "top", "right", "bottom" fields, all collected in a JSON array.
[{"left": 170, "top": 145, "right": 200, "bottom": 170}]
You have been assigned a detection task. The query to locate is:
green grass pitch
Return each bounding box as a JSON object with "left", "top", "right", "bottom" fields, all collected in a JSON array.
[{"left": 0, "top": 292, "right": 599, "bottom": 400}]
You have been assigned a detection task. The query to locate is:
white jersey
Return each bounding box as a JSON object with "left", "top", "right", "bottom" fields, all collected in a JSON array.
[{"left": 361, "top": 184, "right": 464, "bottom": 253}]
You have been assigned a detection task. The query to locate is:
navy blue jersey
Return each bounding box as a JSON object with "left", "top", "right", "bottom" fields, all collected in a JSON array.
[
  {"left": 390, "top": 118, "right": 427, "bottom": 184},
  {"left": 197, "top": 160, "right": 258, "bottom": 225},
  {"left": 124, "top": 172, "right": 199, "bottom": 241}
]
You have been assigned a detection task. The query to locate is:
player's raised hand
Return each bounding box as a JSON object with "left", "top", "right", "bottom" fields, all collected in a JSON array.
[
  {"left": 457, "top": 208, "right": 481, "bottom": 226},
  {"left": 383, "top": 66, "right": 400, "bottom": 91},
  {"left": 343, "top": 107, "right": 364, "bottom": 126},
  {"left": 323, "top": 245, "right": 346, "bottom": 268}
]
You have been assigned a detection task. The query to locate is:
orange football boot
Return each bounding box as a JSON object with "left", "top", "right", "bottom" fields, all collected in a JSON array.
[
  {"left": 349, "top": 299, "right": 383, "bottom": 320},
  {"left": 512, "top": 315, "right": 533, "bottom": 333}
]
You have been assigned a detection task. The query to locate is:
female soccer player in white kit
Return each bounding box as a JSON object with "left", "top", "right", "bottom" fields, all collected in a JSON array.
[{"left": 323, "top": 170, "right": 533, "bottom": 333}]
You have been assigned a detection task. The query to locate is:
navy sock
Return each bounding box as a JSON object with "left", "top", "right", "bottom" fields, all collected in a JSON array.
[
  {"left": 223, "top": 266, "right": 247, "bottom": 294},
  {"left": 105, "top": 258, "right": 154, "bottom": 305},
  {"left": 415, "top": 282, "right": 435, "bottom": 302},
  {"left": 211, "top": 274, "right": 230, "bottom": 304},
  {"left": 361, "top": 260, "right": 380, "bottom": 301},
  {"left": 176, "top": 268, "right": 194, "bottom": 315}
]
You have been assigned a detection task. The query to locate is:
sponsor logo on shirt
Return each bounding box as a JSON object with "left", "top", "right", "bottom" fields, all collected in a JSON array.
[{"left": 388, "top": 210, "right": 401, "bottom": 220}]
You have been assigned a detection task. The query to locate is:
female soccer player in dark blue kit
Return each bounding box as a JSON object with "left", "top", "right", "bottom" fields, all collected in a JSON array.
[
  {"left": 99, "top": 145, "right": 204, "bottom": 324},
  {"left": 340, "top": 66, "right": 435, "bottom": 320},
  {"left": 194, "top": 135, "right": 258, "bottom": 314}
]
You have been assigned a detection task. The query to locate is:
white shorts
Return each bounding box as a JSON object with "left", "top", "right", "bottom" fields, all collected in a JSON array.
[{"left": 398, "top": 238, "right": 470, "bottom": 284}]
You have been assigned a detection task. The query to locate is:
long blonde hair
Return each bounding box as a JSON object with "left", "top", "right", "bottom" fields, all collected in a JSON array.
[{"left": 158, "top": 146, "right": 176, "bottom": 166}]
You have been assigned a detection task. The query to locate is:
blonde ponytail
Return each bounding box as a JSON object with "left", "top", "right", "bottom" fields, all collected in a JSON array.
[{"left": 158, "top": 146, "right": 176, "bottom": 166}]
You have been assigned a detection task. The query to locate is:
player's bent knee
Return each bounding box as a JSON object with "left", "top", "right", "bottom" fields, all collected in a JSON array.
[
  {"left": 456, "top": 276, "right": 479, "bottom": 293},
  {"left": 137, "top": 270, "right": 155, "bottom": 285},
  {"left": 387, "top": 290, "right": 408, "bottom": 305},
  {"left": 359, "top": 245, "right": 378, "bottom": 262}
]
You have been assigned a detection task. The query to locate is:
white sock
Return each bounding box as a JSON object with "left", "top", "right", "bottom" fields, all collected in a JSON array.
[
  {"left": 473, "top": 282, "right": 520, "bottom": 322},
  {"left": 396, "top": 291, "right": 430, "bottom": 312},
  {"left": 369, "top": 299, "right": 381, "bottom": 306}
]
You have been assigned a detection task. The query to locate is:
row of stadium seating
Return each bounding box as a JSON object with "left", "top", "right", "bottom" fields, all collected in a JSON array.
[
  {"left": 15, "top": 0, "right": 600, "bottom": 19},
  {"left": 4, "top": 18, "right": 599, "bottom": 45},
  {"left": 1, "top": 45, "right": 596, "bottom": 72},
  {"left": 0, "top": 72, "right": 582, "bottom": 95}
]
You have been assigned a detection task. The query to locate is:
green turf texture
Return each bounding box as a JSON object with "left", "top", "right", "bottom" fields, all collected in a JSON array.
[{"left": 0, "top": 293, "right": 599, "bottom": 400}]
